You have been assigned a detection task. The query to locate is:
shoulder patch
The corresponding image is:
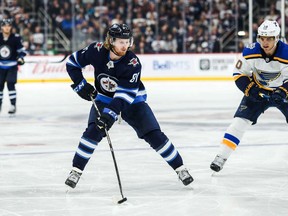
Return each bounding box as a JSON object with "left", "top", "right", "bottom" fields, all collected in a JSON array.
[
  {"left": 94, "top": 42, "right": 103, "bottom": 52},
  {"left": 245, "top": 43, "right": 255, "bottom": 49},
  {"left": 128, "top": 58, "right": 139, "bottom": 67},
  {"left": 243, "top": 42, "right": 261, "bottom": 59}
]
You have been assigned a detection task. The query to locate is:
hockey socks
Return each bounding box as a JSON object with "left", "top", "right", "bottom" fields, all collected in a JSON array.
[
  {"left": 156, "top": 139, "right": 183, "bottom": 170},
  {"left": 72, "top": 137, "right": 98, "bottom": 170}
]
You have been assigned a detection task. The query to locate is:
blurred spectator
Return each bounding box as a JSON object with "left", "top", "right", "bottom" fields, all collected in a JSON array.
[
  {"left": 3, "top": 0, "right": 280, "bottom": 54},
  {"left": 46, "top": 39, "right": 58, "bottom": 55},
  {"left": 60, "top": 14, "right": 73, "bottom": 39},
  {"left": 31, "top": 25, "right": 44, "bottom": 55}
]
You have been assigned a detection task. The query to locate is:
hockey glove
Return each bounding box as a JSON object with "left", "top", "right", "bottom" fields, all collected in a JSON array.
[
  {"left": 17, "top": 57, "right": 25, "bottom": 65},
  {"left": 270, "top": 87, "right": 288, "bottom": 105},
  {"left": 71, "top": 79, "right": 96, "bottom": 101},
  {"left": 96, "top": 108, "right": 118, "bottom": 133},
  {"left": 245, "top": 82, "right": 270, "bottom": 102}
]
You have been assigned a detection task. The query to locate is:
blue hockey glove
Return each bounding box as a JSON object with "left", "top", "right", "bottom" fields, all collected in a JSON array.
[
  {"left": 71, "top": 79, "right": 96, "bottom": 101},
  {"left": 17, "top": 57, "right": 25, "bottom": 65},
  {"left": 96, "top": 108, "right": 118, "bottom": 133},
  {"left": 270, "top": 87, "right": 288, "bottom": 105},
  {"left": 245, "top": 82, "right": 270, "bottom": 102}
]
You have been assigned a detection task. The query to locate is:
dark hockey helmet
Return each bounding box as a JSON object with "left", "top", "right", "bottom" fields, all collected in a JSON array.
[
  {"left": 104, "top": 23, "right": 134, "bottom": 52},
  {"left": 1, "top": 18, "right": 13, "bottom": 26},
  {"left": 108, "top": 23, "right": 132, "bottom": 39}
]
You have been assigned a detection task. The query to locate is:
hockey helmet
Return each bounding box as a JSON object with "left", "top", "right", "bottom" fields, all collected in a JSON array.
[
  {"left": 1, "top": 18, "right": 13, "bottom": 26},
  {"left": 104, "top": 23, "right": 134, "bottom": 53},
  {"left": 257, "top": 20, "right": 280, "bottom": 38},
  {"left": 108, "top": 23, "right": 132, "bottom": 39}
]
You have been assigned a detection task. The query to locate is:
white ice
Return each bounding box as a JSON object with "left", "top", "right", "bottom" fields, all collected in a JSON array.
[{"left": 0, "top": 81, "right": 287, "bottom": 216}]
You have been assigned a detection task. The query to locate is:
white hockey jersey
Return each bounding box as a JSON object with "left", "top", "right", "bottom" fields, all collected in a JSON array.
[{"left": 233, "top": 41, "right": 288, "bottom": 90}]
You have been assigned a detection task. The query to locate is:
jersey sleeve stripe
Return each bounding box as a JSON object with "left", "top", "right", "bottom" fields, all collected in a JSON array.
[
  {"left": 116, "top": 86, "right": 138, "bottom": 95},
  {"left": 233, "top": 73, "right": 247, "bottom": 81},
  {"left": 273, "top": 57, "right": 288, "bottom": 64},
  {"left": 244, "top": 54, "right": 262, "bottom": 59}
]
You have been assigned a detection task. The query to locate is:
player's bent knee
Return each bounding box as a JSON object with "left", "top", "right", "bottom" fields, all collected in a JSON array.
[
  {"left": 82, "top": 123, "right": 103, "bottom": 143},
  {"left": 227, "top": 117, "right": 252, "bottom": 135},
  {"left": 143, "top": 130, "right": 168, "bottom": 149}
]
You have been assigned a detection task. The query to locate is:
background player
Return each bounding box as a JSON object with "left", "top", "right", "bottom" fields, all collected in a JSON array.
[
  {"left": 0, "top": 18, "right": 26, "bottom": 114},
  {"left": 65, "top": 23, "right": 193, "bottom": 188},
  {"left": 210, "top": 19, "right": 288, "bottom": 172}
]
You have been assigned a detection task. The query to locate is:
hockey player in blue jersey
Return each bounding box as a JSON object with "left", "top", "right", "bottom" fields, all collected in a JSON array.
[
  {"left": 65, "top": 23, "right": 193, "bottom": 188},
  {"left": 0, "top": 18, "right": 26, "bottom": 114},
  {"left": 210, "top": 20, "right": 288, "bottom": 172}
]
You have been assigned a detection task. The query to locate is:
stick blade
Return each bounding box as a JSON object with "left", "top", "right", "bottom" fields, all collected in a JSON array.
[{"left": 117, "top": 197, "right": 127, "bottom": 204}]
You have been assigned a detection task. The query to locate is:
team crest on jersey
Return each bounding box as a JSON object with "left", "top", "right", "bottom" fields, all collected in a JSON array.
[
  {"left": 256, "top": 70, "right": 281, "bottom": 86},
  {"left": 94, "top": 42, "right": 103, "bottom": 52},
  {"left": 0, "top": 45, "right": 11, "bottom": 59},
  {"left": 128, "top": 58, "right": 139, "bottom": 67},
  {"left": 257, "top": 70, "right": 281, "bottom": 81},
  {"left": 98, "top": 74, "right": 118, "bottom": 92}
]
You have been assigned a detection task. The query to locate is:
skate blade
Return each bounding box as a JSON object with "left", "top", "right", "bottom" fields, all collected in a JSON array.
[{"left": 9, "top": 114, "right": 16, "bottom": 118}]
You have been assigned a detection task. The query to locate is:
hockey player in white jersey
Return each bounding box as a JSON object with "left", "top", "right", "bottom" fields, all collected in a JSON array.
[{"left": 210, "top": 19, "right": 288, "bottom": 172}]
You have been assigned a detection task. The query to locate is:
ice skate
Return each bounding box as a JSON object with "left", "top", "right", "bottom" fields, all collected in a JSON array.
[
  {"left": 8, "top": 105, "right": 16, "bottom": 114},
  {"left": 176, "top": 165, "right": 194, "bottom": 186},
  {"left": 65, "top": 167, "right": 82, "bottom": 188},
  {"left": 210, "top": 155, "right": 227, "bottom": 172}
]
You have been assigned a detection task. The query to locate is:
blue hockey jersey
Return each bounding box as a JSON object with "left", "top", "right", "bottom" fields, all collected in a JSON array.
[
  {"left": 0, "top": 33, "right": 26, "bottom": 69},
  {"left": 66, "top": 42, "right": 147, "bottom": 114}
]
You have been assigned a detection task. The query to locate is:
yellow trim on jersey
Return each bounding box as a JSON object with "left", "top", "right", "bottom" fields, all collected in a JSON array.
[
  {"left": 222, "top": 139, "right": 237, "bottom": 150},
  {"left": 233, "top": 74, "right": 248, "bottom": 81},
  {"left": 273, "top": 57, "right": 288, "bottom": 64},
  {"left": 252, "top": 73, "right": 274, "bottom": 91},
  {"left": 244, "top": 54, "right": 262, "bottom": 59},
  {"left": 244, "top": 82, "right": 255, "bottom": 96},
  {"left": 279, "top": 86, "right": 288, "bottom": 95}
]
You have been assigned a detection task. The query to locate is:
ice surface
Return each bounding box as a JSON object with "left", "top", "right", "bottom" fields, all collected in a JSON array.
[{"left": 0, "top": 81, "right": 287, "bottom": 216}]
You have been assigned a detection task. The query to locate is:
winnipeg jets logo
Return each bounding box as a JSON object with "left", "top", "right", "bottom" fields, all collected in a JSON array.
[
  {"left": 128, "top": 58, "right": 139, "bottom": 67},
  {"left": 94, "top": 42, "right": 103, "bottom": 52},
  {"left": 0, "top": 45, "right": 11, "bottom": 59},
  {"left": 98, "top": 74, "right": 118, "bottom": 93}
]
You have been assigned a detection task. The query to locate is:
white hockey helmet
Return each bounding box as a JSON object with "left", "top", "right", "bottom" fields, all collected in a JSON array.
[
  {"left": 257, "top": 20, "right": 280, "bottom": 48},
  {"left": 257, "top": 20, "right": 280, "bottom": 38}
]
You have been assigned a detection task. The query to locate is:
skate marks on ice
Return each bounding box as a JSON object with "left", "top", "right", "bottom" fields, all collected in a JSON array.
[{"left": 0, "top": 82, "right": 288, "bottom": 216}]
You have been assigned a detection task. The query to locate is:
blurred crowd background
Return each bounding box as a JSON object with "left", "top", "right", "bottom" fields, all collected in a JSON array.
[{"left": 0, "top": 0, "right": 285, "bottom": 55}]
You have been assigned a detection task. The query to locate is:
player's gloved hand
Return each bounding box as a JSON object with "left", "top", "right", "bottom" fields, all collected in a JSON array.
[
  {"left": 96, "top": 108, "right": 118, "bottom": 133},
  {"left": 245, "top": 82, "right": 270, "bottom": 102},
  {"left": 71, "top": 79, "right": 97, "bottom": 101},
  {"left": 270, "top": 87, "right": 288, "bottom": 105},
  {"left": 17, "top": 57, "right": 25, "bottom": 65}
]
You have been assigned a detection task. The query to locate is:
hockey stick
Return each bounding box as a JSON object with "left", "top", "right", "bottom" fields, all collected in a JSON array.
[
  {"left": 90, "top": 95, "right": 127, "bottom": 204},
  {"left": 25, "top": 54, "right": 69, "bottom": 64}
]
